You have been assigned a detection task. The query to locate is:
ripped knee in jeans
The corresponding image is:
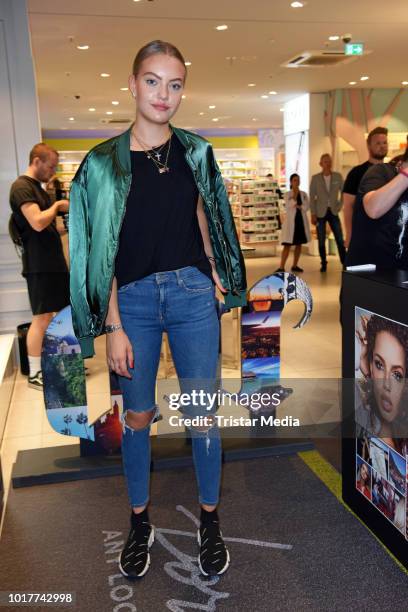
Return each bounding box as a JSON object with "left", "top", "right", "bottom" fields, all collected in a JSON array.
[
  {"left": 189, "top": 414, "right": 217, "bottom": 435},
  {"left": 121, "top": 405, "right": 159, "bottom": 433}
]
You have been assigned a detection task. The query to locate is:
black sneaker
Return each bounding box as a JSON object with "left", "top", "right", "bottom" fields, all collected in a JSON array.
[
  {"left": 28, "top": 370, "right": 43, "bottom": 390},
  {"left": 320, "top": 262, "right": 327, "bottom": 272},
  {"left": 197, "top": 519, "right": 230, "bottom": 576},
  {"left": 119, "top": 514, "right": 154, "bottom": 579},
  {"left": 291, "top": 265, "right": 304, "bottom": 272}
]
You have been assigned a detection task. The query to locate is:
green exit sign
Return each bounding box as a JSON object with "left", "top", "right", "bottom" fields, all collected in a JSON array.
[{"left": 344, "top": 42, "right": 364, "bottom": 56}]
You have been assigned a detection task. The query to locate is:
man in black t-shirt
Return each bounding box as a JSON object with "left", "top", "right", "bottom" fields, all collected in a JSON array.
[
  {"left": 9, "top": 143, "right": 70, "bottom": 390},
  {"left": 343, "top": 127, "right": 388, "bottom": 247},
  {"left": 346, "top": 152, "right": 408, "bottom": 270}
]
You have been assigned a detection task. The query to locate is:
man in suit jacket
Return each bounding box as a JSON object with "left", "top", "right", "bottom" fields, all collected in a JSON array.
[{"left": 310, "top": 153, "right": 346, "bottom": 272}]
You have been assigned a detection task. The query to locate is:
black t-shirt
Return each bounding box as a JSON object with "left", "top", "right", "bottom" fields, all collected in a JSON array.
[
  {"left": 9, "top": 176, "right": 67, "bottom": 276},
  {"left": 115, "top": 135, "right": 212, "bottom": 288},
  {"left": 346, "top": 163, "right": 408, "bottom": 269},
  {"left": 343, "top": 160, "right": 373, "bottom": 196}
]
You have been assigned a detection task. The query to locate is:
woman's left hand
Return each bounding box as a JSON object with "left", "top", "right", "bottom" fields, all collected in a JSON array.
[{"left": 211, "top": 265, "right": 228, "bottom": 294}]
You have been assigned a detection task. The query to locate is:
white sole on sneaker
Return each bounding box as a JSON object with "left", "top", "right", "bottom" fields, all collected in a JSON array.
[
  {"left": 119, "top": 526, "right": 155, "bottom": 579},
  {"left": 197, "top": 528, "right": 230, "bottom": 577},
  {"left": 27, "top": 382, "right": 43, "bottom": 390}
]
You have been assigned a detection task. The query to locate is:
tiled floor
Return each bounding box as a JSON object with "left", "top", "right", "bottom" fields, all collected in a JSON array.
[{"left": 0, "top": 252, "right": 343, "bottom": 517}]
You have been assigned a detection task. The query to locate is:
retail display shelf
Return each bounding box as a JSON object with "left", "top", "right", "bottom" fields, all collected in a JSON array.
[{"left": 230, "top": 178, "right": 283, "bottom": 246}]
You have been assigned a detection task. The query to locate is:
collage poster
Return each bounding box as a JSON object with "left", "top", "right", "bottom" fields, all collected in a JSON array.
[{"left": 355, "top": 307, "right": 408, "bottom": 538}]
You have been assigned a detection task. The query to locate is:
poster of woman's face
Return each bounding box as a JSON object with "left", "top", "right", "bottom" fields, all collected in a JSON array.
[
  {"left": 355, "top": 307, "right": 408, "bottom": 540},
  {"left": 355, "top": 308, "right": 408, "bottom": 447}
]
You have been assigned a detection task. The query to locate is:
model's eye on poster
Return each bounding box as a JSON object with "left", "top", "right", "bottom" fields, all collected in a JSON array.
[{"left": 355, "top": 307, "right": 408, "bottom": 538}]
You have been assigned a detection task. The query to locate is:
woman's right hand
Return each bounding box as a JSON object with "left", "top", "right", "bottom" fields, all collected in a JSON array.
[{"left": 106, "top": 329, "right": 134, "bottom": 379}]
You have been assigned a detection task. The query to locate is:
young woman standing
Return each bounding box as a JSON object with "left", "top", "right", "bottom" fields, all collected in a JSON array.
[
  {"left": 277, "top": 173, "right": 311, "bottom": 272},
  {"left": 69, "top": 41, "right": 246, "bottom": 579}
]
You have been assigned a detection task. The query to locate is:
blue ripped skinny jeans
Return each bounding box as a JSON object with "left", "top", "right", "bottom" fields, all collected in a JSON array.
[{"left": 117, "top": 266, "right": 221, "bottom": 508}]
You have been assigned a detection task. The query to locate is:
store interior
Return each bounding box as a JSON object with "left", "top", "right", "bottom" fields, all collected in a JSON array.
[{"left": 1, "top": 0, "right": 408, "bottom": 605}]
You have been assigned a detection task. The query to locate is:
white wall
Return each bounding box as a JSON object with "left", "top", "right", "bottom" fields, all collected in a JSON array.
[
  {"left": 285, "top": 131, "right": 309, "bottom": 193},
  {"left": 0, "top": 0, "right": 41, "bottom": 333},
  {"left": 284, "top": 93, "right": 332, "bottom": 193},
  {"left": 309, "top": 93, "right": 332, "bottom": 181}
]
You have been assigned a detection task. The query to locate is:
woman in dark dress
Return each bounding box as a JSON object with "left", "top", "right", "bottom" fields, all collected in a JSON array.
[{"left": 277, "top": 173, "right": 311, "bottom": 272}]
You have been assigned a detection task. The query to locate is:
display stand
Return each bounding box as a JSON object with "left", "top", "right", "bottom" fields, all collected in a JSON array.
[
  {"left": 342, "top": 269, "right": 408, "bottom": 569},
  {"left": 11, "top": 273, "right": 318, "bottom": 488}
]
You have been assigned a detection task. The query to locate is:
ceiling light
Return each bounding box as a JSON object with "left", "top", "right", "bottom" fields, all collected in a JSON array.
[
  {"left": 261, "top": 95, "right": 268, "bottom": 99},
  {"left": 269, "top": 91, "right": 277, "bottom": 95},
  {"left": 120, "top": 87, "right": 129, "bottom": 91},
  {"left": 291, "top": 1, "right": 304, "bottom": 7},
  {"left": 106, "top": 111, "right": 113, "bottom": 115},
  {"left": 133, "top": 0, "right": 142, "bottom": 2},
  {"left": 112, "top": 101, "right": 119, "bottom": 105},
  {"left": 182, "top": 95, "right": 186, "bottom": 99},
  {"left": 349, "top": 81, "right": 357, "bottom": 85},
  {"left": 77, "top": 45, "right": 89, "bottom": 50},
  {"left": 402, "top": 81, "right": 408, "bottom": 86},
  {"left": 209, "top": 105, "right": 216, "bottom": 109},
  {"left": 100, "top": 73, "right": 110, "bottom": 78},
  {"left": 280, "top": 108, "right": 284, "bottom": 112},
  {"left": 329, "top": 36, "right": 339, "bottom": 41},
  {"left": 212, "top": 118, "right": 219, "bottom": 122},
  {"left": 88, "top": 108, "right": 96, "bottom": 111},
  {"left": 69, "top": 117, "right": 75, "bottom": 121},
  {"left": 252, "top": 118, "right": 258, "bottom": 121},
  {"left": 360, "top": 76, "right": 369, "bottom": 81},
  {"left": 215, "top": 25, "right": 228, "bottom": 31},
  {"left": 199, "top": 112, "right": 205, "bottom": 116},
  {"left": 248, "top": 83, "right": 256, "bottom": 87},
  {"left": 185, "top": 61, "right": 192, "bottom": 66}
]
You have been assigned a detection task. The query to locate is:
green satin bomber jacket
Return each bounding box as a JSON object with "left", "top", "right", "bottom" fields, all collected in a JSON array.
[{"left": 68, "top": 125, "right": 247, "bottom": 358}]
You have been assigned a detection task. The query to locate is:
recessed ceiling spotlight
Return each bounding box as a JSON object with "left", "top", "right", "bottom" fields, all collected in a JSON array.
[
  {"left": 185, "top": 61, "right": 192, "bottom": 66},
  {"left": 291, "top": 1, "right": 304, "bottom": 7},
  {"left": 120, "top": 87, "right": 129, "bottom": 91},
  {"left": 100, "top": 73, "right": 110, "bottom": 77},
  {"left": 248, "top": 83, "right": 256, "bottom": 87},
  {"left": 209, "top": 105, "right": 216, "bottom": 109},
  {"left": 77, "top": 45, "right": 89, "bottom": 50},
  {"left": 215, "top": 25, "right": 228, "bottom": 31},
  {"left": 106, "top": 111, "right": 113, "bottom": 115},
  {"left": 280, "top": 108, "right": 285, "bottom": 112},
  {"left": 112, "top": 101, "right": 119, "bottom": 105},
  {"left": 69, "top": 117, "right": 75, "bottom": 121},
  {"left": 328, "top": 36, "right": 339, "bottom": 41},
  {"left": 182, "top": 95, "right": 186, "bottom": 99},
  {"left": 402, "top": 81, "right": 408, "bottom": 85},
  {"left": 88, "top": 108, "right": 96, "bottom": 111},
  {"left": 261, "top": 95, "right": 269, "bottom": 99},
  {"left": 269, "top": 91, "right": 277, "bottom": 95},
  {"left": 199, "top": 112, "right": 205, "bottom": 116},
  {"left": 133, "top": 0, "right": 142, "bottom": 2},
  {"left": 252, "top": 118, "right": 258, "bottom": 122},
  {"left": 360, "top": 76, "right": 369, "bottom": 81},
  {"left": 349, "top": 81, "right": 357, "bottom": 85},
  {"left": 212, "top": 118, "right": 219, "bottom": 122}
]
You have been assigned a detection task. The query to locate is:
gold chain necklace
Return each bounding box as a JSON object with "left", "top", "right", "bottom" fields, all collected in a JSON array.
[{"left": 132, "top": 130, "right": 173, "bottom": 174}]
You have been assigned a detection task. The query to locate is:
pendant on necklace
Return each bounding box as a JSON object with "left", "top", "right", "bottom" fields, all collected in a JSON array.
[{"left": 155, "top": 153, "right": 161, "bottom": 161}]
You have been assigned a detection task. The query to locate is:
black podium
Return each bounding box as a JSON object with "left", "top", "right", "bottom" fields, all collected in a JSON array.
[{"left": 342, "top": 269, "right": 408, "bottom": 569}]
